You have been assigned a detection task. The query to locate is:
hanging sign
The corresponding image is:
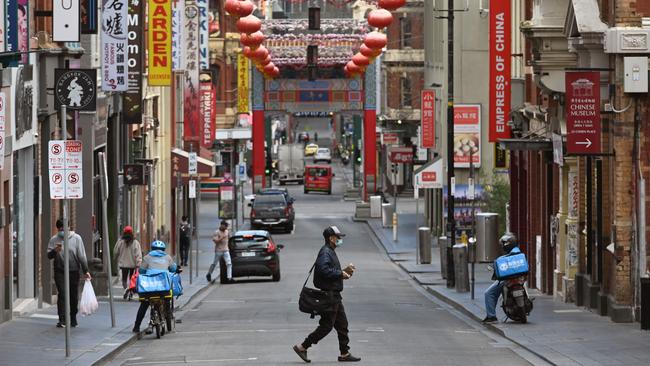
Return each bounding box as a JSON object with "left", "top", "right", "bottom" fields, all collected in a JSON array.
[
  {"left": 48, "top": 140, "right": 84, "bottom": 199},
  {"left": 81, "top": 0, "right": 99, "bottom": 34},
  {"left": 124, "top": 0, "right": 144, "bottom": 123},
  {"left": 101, "top": 0, "right": 129, "bottom": 91},
  {"left": 197, "top": 0, "right": 209, "bottom": 70},
  {"left": 18, "top": 0, "right": 29, "bottom": 64},
  {"left": 183, "top": 2, "right": 200, "bottom": 140},
  {"left": 148, "top": 0, "right": 172, "bottom": 86},
  {"left": 0, "top": 93, "right": 5, "bottom": 170},
  {"left": 172, "top": 0, "right": 185, "bottom": 70},
  {"left": 488, "top": 0, "right": 511, "bottom": 142},
  {"left": 0, "top": 2, "right": 5, "bottom": 52},
  {"left": 414, "top": 158, "right": 443, "bottom": 189},
  {"left": 382, "top": 132, "right": 399, "bottom": 145},
  {"left": 454, "top": 104, "right": 481, "bottom": 168},
  {"left": 54, "top": 69, "right": 98, "bottom": 111},
  {"left": 565, "top": 71, "right": 601, "bottom": 155},
  {"left": 6, "top": 0, "right": 18, "bottom": 60},
  {"left": 53, "top": 0, "right": 80, "bottom": 41},
  {"left": 237, "top": 54, "right": 249, "bottom": 113},
  {"left": 200, "top": 76, "right": 214, "bottom": 148},
  {"left": 389, "top": 146, "right": 414, "bottom": 164},
  {"left": 421, "top": 89, "right": 435, "bottom": 149}
]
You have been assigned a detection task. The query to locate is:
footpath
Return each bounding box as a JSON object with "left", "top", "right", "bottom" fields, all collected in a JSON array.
[
  {"left": 358, "top": 199, "right": 650, "bottom": 366},
  {"left": 0, "top": 199, "right": 224, "bottom": 366}
]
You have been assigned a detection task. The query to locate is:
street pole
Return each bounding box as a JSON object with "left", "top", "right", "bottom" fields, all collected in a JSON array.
[
  {"left": 194, "top": 182, "right": 199, "bottom": 280},
  {"left": 446, "top": 0, "right": 456, "bottom": 288},
  {"left": 60, "top": 105, "right": 71, "bottom": 357},
  {"left": 98, "top": 152, "right": 116, "bottom": 327}
]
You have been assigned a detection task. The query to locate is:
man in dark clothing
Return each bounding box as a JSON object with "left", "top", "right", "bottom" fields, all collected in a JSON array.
[
  {"left": 179, "top": 216, "right": 191, "bottom": 266},
  {"left": 293, "top": 226, "right": 361, "bottom": 363}
]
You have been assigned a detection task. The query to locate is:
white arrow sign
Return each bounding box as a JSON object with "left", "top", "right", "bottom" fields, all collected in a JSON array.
[{"left": 575, "top": 138, "right": 592, "bottom": 148}]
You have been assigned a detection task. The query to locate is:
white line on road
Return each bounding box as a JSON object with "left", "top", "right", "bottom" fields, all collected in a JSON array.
[
  {"left": 29, "top": 313, "right": 59, "bottom": 320},
  {"left": 124, "top": 357, "right": 258, "bottom": 365},
  {"left": 553, "top": 309, "right": 583, "bottom": 313}
]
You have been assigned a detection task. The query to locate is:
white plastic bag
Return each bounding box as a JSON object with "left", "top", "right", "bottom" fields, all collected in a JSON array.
[{"left": 79, "top": 279, "right": 99, "bottom": 316}]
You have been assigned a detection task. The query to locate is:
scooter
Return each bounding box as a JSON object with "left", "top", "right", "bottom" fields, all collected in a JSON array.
[{"left": 501, "top": 275, "right": 534, "bottom": 323}]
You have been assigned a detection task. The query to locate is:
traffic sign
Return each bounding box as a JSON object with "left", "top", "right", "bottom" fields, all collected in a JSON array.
[
  {"left": 48, "top": 140, "right": 83, "bottom": 199},
  {"left": 188, "top": 152, "right": 198, "bottom": 175},
  {"left": 566, "top": 71, "right": 601, "bottom": 154},
  {"left": 388, "top": 146, "right": 414, "bottom": 164},
  {"left": 189, "top": 180, "right": 197, "bottom": 198}
]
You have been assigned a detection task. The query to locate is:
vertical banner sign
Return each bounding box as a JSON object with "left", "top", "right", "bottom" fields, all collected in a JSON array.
[
  {"left": 53, "top": 0, "right": 80, "bottom": 41},
  {"left": 200, "top": 77, "right": 213, "bottom": 148},
  {"left": 197, "top": 0, "right": 209, "bottom": 70},
  {"left": 148, "top": 0, "right": 172, "bottom": 86},
  {"left": 81, "top": 0, "right": 99, "bottom": 34},
  {"left": 183, "top": 1, "right": 200, "bottom": 140},
  {"left": 0, "top": 2, "right": 5, "bottom": 52},
  {"left": 172, "top": 0, "right": 185, "bottom": 71},
  {"left": 124, "top": 0, "right": 144, "bottom": 123},
  {"left": 101, "top": 0, "right": 129, "bottom": 91},
  {"left": 18, "top": 0, "right": 28, "bottom": 64},
  {"left": 421, "top": 89, "right": 435, "bottom": 149},
  {"left": 6, "top": 0, "right": 18, "bottom": 56},
  {"left": 237, "top": 54, "right": 249, "bottom": 113},
  {"left": 453, "top": 104, "right": 481, "bottom": 168},
  {"left": 0, "top": 93, "right": 5, "bottom": 170},
  {"left": 565, "top": 71, "right": 601, "bottom": 154},
  {"left": 488, "top": 0, "right": 511, "bottom": 142}
]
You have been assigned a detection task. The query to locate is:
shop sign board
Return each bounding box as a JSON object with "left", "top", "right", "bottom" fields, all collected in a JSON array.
[
  {"left": 421, "top": 89, "right": 435, "bottom": 148},
  {"left": 382, "top": 132, "right": 398, "bottom": 145},
  {"left": 488, "top": 0, "right": 511, "bottom": 142},
  {"left": 237, "top": 54, "right": 249, "bottom": 113},
  {"left": 454, "top": 104, "right": 481, "bottom": 168},
  {"left": 53, "top": 0, "right": 80, "bottom": 42},
  {"left": 0, "top": 2, "right": 5, "bottom": 52},
  {"left": 101, "top": 0, "right": 129, "bottom": 91},
  {"left": 124, "top": 0, "right": 144, "bottom": 123},
  {"left": 565, "top": 71, "right": 601, "bottom": 154},
  {"left": 389, "top": 146, "right": 413, "bottom": 164},
  {"left": 183, "top": 2, "right": 200, "bottom": 140},
  {"left": 414, "top": 158, "right": 443, "bottom": 189},
  {"left": 48, "top": 140, "right": 83, "bottom": 199},
  {"left": 200, "top": 77, "right": 214, "bottom": 148},
  {"left": 172, "top": 0, "right": 184, "bottom": 70},
  {"left": 148, "top": 0, "right": 172, "bottom": 86},
  {"left": 197, "top": 0, "right": 209, "bottom": 70},
  {"left": 54, "top": 69, "right": 97, "bottom": 111}
]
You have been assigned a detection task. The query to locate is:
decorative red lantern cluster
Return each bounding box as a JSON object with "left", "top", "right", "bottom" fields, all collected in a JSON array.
[
  {"left": 345, "top": 1, "right": 404, "bottom": 78},
  {"left": 226, "top": 0, "right": 279, "bottom": 78}
]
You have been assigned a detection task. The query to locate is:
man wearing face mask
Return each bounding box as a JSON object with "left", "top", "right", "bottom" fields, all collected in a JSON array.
[
  {"left": 293, "top": 226, "right": 360, "bottom": 363},
  {"left": 47, "top": 219, "right": 91, "bottom": 328}
]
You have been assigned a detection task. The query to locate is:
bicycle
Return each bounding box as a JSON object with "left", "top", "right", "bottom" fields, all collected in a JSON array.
[{"left": 142, "top": 290, "right": 175, "bottom": 339}]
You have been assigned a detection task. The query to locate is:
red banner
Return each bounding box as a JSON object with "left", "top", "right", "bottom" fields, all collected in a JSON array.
[
  {"left": 421, "top": 89, "right": 435, "bottom": 148},
  {"left": 200, "top": 80, "right": 214, "bottom": 148},
  {"left": 489, "top": 0, "right": 511, "bottom": 142},
  {"left": 565, "top": 71, "right": 601, "bottom": 154},
  {"left": 389, "top": 147, "right": 413, "bottom": 164}
]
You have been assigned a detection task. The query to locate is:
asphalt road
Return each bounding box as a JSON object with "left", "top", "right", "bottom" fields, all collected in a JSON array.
[{"left": 106, "top": 162, "right": 546, "bottom": 366}]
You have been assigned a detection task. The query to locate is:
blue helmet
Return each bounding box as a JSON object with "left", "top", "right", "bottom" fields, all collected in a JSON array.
[{"left": 151, "top": 240, "right": 166, "bottom": 251}]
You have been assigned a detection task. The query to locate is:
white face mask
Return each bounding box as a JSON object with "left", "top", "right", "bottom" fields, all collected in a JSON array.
[{"left": 335, "top": 238, "right": 343, "bottom": 247}]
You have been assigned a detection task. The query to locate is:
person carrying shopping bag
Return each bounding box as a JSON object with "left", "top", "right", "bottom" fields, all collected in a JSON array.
[{"left": 114, "top": 226, "right": 143, "bottom": 300}]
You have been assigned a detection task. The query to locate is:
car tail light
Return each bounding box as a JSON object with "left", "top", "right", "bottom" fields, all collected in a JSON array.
[
  {"left": 284, "top": 207, "right": 290, "bottom": 216},
  {"left": 250, "top": 209, "right": 256, "bottom": 218},
  {"left": 267, "top": 242, "right": 276, "bottom": 253}
]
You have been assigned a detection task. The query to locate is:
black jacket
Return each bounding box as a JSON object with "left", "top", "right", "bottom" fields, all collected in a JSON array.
[{"left": 313, "top": 244, "right": 343, "bottom": 292}]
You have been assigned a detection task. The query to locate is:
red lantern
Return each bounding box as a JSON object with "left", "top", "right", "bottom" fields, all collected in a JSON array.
[
  {"left": 261, "top": 54, "right": 272, "bottom": 66},
  {"left": 251, "top": 45, "right": 269, "bottom": 61},
  {"left": 242, "top": 46, "right": 253, "bottom": 58},
  {"left": 347, "top": 61, "right": 362, "bottom": 74},
  {"left": 263, "top": 63, "right": 275, "bottom": 74},
  {"left": 367, "top": 9, "right": 393, "bottom": 29},
  {"left": 240, "top": 31, "right": 265, "bottom": 49},
  {"left": 360, "top": 44, "right": 382, "bottom": 58},
  {"left": 352, "top": 53, "right": 370, "bottom": 67},
  {"left": 236, "top": 15, "right": 262, "bottom": 34},
  {"left": 224, "top": 0, "right": 241, "bottom": 16},
  {"left": 378, "top": 0, "right": 406, "bottom": 11},
  {"left": 237, "top": 0, "right": 255, "bottom": 17},
  {"left": 364, "top": 31, "right": 388, "bottom": 50},
  {"left": 271, "top": 67, "right": 280, "bottom": 78}
]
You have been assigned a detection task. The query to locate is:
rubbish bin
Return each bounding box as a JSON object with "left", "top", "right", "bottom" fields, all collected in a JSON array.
[
  {"left": 453, "top": 244, "right": 470, "bottom": 292},
  {"left": 439, "top": 236, "right": 448, "bottom": 279},
  {"left": 382, "top": 203, "right": 394, "bottom": 228},
  {"left": 418, "top": 227, "right": 432, "bottom": 264},
  {"left": 475, "top": 213, "right": 501, "bottom": 262},
  {"left": 370, "top": 196, "right": 382, "bottom": 218},
  {"left": 642, "top": 277, "right": 650, "bottom": 330}
]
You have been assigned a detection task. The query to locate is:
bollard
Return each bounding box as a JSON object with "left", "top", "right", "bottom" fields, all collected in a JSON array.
[
  {"left": 382, "top": 203, "right": 394, "bottom": 228},
  {"left": 418, "top": 227, "right": 432, "bottom": 264},
  {"left": 468, "top": 237, "right": 477, "bottom": 299},
  {"left": 392, "top": 212, "right": 398, "bottom": 242},
  {"left": 439, "top": 236, "right": 448, "bottom": 279},
  {"left": 453, "top": 244, "right": 470, "bottom": 292}
]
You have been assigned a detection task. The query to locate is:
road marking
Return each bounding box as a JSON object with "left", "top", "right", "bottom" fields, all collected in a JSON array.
[
  {"left": 124, "top": 357, "right": 258, "bottom": 365},
  {"left": 365, "top": 327, "right": 384, "bottom": 332},
  {"left": 454, "top": 330, "right": 479, "bottom": 334},
  {"left": 175, "top": 328, "right": 315, "bottom": 335},
  {"left": 553, "top": 309, "right": 583, "bottom": 313},
  {"left": 29, "top": 313, "right": 59, "bottom": 320}
]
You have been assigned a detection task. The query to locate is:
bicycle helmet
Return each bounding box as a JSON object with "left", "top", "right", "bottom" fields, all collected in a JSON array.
[
  {"left": 151, "top": 240, "right": 166, "bottom": 251},
  {"left": 499, "top": 232, "right": 518, "bottom": 254}
]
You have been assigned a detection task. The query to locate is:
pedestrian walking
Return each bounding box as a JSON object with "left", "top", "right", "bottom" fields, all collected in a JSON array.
[
  {"left": 293, "top": 226, "right": 361, "bottom": 363},
  {"left": 179, "top": 215, "right": 192, "bottom": 266},
  {"left": 113, "top": 225, "right": 142, "bottom": 300},
  {"left": 206, "top": 220, "right": 233, "bottom": 283},
  {"left": 47, "top": 219, "right": 92, "bottom": 328}
]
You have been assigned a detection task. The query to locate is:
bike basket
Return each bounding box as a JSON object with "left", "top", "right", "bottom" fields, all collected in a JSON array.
[
  {"left": 137, "top": 272, "right": 172, "bottom": 295},
  {"left": 494, "top": 252, "right": 529, "bottom": 280}
]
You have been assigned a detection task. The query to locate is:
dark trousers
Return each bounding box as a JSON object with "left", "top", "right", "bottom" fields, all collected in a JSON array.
[
  {"left": 180, "top": 239, "right": 190, "bottom": 266},
  {"left": 302, "top": 301, "right": 350, "bottom": 354},
  {"left": 121, "top": 267, "right": 136, "bottom": 289},
  {"left": 135, "top": 300, "right": 149, "bottom": 329},
  {"left": 54, "top": 270, "right": 80, "bottom": 323}
]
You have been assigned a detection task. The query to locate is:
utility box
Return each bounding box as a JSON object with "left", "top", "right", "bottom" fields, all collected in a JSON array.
[
  {"left": 475, "top": 213, "right": 500, "bottom": 262},
  {"left": 370, "top": 196, "right": 382, "bottom": 218},
  {"left": 624, "top": 57, "right": 648, "bottom": 93}
]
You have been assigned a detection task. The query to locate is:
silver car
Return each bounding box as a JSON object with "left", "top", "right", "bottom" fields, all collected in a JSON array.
[{"left": 314, "top": 148, "right": 332, "bottom": 164}]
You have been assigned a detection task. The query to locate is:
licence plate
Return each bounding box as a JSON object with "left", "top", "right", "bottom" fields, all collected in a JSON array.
[
  {"left": 240, "top": 252, "right": 256, "bottom": 257},
  {"left": 512, "top": 289, "right": 525, "bottom": 297}
]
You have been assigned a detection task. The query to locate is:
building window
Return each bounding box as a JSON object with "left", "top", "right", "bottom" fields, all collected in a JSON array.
[
  {"left": 401, "top": 77, "right": 412, "bottom": 108},
  {"left": 400, "top": 17, "right": 412, "bottom": 48}
]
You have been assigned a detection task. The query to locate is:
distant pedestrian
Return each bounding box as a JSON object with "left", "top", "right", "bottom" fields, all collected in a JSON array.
[
  {"left": 293, "top": 226, "right": 361, "bottom": 363},
  {"left": 47, "top": 219, "right": 92, "bottom": 328},
  {"left": 113, "top": 225, "right": 142, "bottom": 300},
  {"left": 206, "top": 220, "right": 233, "bottom": 283},
  {"left": 314, "top": 131, "right": 318, "bottom": 142},
  {"left": 179, "top": 216, "right": 192, "bottom": 266}
]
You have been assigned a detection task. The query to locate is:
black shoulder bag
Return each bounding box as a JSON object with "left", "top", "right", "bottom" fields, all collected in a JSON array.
[{"left": 298, "top": 263, "right": 335, "bottom": 318}]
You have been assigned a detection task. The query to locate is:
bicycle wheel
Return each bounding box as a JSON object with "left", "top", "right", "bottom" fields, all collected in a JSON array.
[
  {"left": 165, "top": 300, "right": 174, "bottom": 332},
  {"left": 152, "top": 308, "right": 161, "bottom": 339}
]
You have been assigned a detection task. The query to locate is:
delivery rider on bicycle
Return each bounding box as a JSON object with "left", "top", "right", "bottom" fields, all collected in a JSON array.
[{"left": 132, "top": 240, "right": 180, "bottom": 333}]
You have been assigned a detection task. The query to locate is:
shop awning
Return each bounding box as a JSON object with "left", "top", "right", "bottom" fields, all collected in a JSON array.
[{"left": 171, "top": 148, "right": 216, "bottom": 188}]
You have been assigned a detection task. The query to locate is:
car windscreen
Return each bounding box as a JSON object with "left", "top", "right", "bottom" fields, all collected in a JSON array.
[
  {"left": 253, "top": 195, "right": 286, "bottom": 208},
  {"left": 230, "top": 235, "right": 269, "bottom": 249},
  {"left": 317, "top": 148, "right": 329, "bottom": 154},
  {"left": 307, "top": 167, "right": 329, "bottom": 177}
]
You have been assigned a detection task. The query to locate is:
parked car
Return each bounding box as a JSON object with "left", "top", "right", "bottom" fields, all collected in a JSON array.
[
  {"left": 224, "top": 230, "right": 283, "bottom": 282},
  {"left": 249, "top": 193, "right": 295, "bottom": 233},
  {"left": 314, "top": 148, "right": 332, "bottom": 164},
  {"left": 304, "top": 165, "right": 334, "bottom": 195},
  {"left": 257, "top": 188, "right": 295, "bottom": 206},
  {"left": 304, "top": 143, "right": 319, "bottom": 156}
]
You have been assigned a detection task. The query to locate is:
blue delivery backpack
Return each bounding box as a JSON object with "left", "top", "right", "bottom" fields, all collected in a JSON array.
[
  {"left": 137, "top": 271, "right": 172, "bottom": 296},
  {"left": 493, "top": 247, "right": 529, "bottom": 280},
  {"left": 171, "top": 273, "right": 183, "bottom": 297}
]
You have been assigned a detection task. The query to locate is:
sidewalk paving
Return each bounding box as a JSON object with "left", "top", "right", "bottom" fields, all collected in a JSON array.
[
  {"left": 0, "top": 199, "right": 225, "bottom": 366},
  {"left": 360, "top": 203, "right": 650, "bottom": 366}
]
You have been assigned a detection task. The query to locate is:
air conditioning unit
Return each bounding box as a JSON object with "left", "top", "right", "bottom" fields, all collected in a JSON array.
[{"left": 604, "top": 27, "right": 650, "bottom": 54}]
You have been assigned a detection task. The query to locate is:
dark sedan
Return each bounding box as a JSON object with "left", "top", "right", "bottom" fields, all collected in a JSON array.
[
  {"left": 249, "top": 193, "right": 295, "bottom": 233},
  {"left": 221, "top": 230, "right": 283, "bottom": 283}
]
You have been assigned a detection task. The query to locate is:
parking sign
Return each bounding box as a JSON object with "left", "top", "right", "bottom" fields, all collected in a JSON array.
[{"left": 48, "top": 140, "right": 83, "bottom": 199}]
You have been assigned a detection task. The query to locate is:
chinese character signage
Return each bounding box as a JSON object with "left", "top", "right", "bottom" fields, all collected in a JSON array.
[
  {"left": 200, "top": 76, "right": 214, "bottom": 148},
  {"left": 101, "top": 0, "right": 128, "bottom": 91},
  {"left": 421, "top": 89, "right": 435, "bottom": 149},
  {"left": 197, "top": 0, "right": 209, "bottom": 70},
  {"left": 183, "top": 1, "right": 200, "bottom": 140},
  {"left": 148, "top": 0, "right": 172, "bottom": 86},
  {"left": 489, "top": 0, "right": 511, "bottom": 142},
  {"left": 172, "top": 0, "right": 184, "bottom": 70},
  {"left": 565, "top": 71, "right": 601, "bottom": 154},
  {"left": 124, "top": 0, "right": 144, "bottom": 123},
  {"left": 454, "top": 104, "right": 481, "bottom": 168},
  {"left": 237, "top": 54, "right": 249, "bottom": 113}
]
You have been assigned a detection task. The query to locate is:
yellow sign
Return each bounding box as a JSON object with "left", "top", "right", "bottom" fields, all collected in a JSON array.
[
  {"left": 237, "top": 54, "right": 250, "bottom": 113},
  {"left": 148, "top": 0, "right": 172, "bottom": 86}
]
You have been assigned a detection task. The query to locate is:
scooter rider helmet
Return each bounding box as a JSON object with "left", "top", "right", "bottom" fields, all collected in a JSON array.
[
  {"left": 151, "top": 240, "right": 166, "bottom": 251},
  {"left": 500, "top": 232, "right": 518, "bottom": 254}
]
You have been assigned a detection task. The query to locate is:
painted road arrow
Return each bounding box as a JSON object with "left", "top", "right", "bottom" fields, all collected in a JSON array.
[{"left": 575, "top": 138, "right": 592, "bottom": 148}]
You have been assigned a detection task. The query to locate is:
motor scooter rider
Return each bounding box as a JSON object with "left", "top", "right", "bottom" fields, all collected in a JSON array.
[
  {"left": 132, "top": 240, "right": 180, "bottom": 333},
  {"left": 482, "top": 233, "right": 521, "bottom": 324}
]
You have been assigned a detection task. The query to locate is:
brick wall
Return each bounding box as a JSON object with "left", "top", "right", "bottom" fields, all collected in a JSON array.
[
  {"left": 385, "top": 70, "right": 424, "bottom": 110},
  {"left": 386, "top": 12, "right": 424, "bottom": 50}
]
